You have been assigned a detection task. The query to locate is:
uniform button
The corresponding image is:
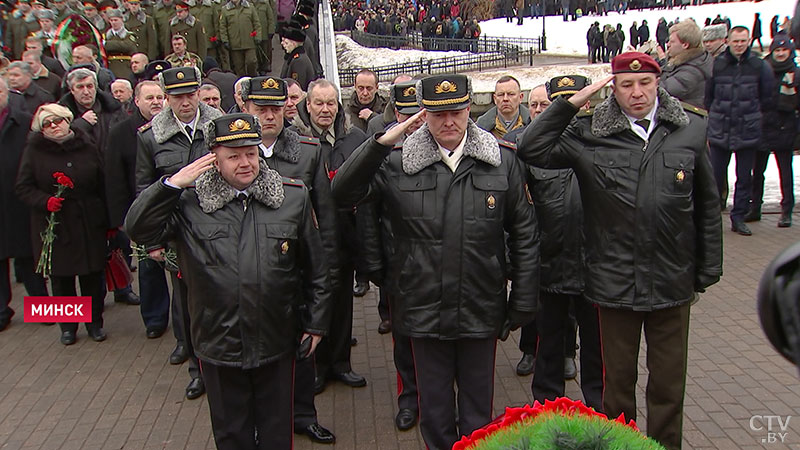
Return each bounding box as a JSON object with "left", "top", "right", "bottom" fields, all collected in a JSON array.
[
  {"left": 609, "top": 160, "right": 614, "bottom": 166},
  {"left": 67, "top": 162, "right": 73, "bottom": 167}
]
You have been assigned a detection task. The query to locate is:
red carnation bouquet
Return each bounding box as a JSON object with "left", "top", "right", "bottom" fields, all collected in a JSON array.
[{"left": 36, "top": 172, "right": 74, "bottom": 278}]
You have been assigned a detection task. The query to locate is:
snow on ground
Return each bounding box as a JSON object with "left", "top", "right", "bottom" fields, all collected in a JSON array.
[
  {"left": 336, "top": 34, "right": 476, "bottom": 69},
  {"left": 468, "top": 64, "right": 611, "bottom": 91},
  {"left": 480, "top": 0, "right": 795, "bottom": 56}
]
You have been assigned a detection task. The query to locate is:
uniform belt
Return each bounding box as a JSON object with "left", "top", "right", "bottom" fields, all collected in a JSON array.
[{"left": 108, "top": 55, "right": 132, "bottom": 61}]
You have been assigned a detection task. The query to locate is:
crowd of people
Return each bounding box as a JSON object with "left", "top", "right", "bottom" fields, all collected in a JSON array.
[{"left": 0, "top": 0, "right": 797, "bottom": 447}]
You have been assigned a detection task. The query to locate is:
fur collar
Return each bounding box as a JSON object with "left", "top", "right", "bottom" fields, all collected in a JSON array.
[
  {"left": 290, "top": 99, "right": 354, "bottom": 140},
  {"left": 667, "top": 46, "right": 706, "bottom": 68},
  {"left": 170, "top": 14, "right": 196, "bottom": 26},
  {"left": 590, "top": 87, "right": 689, "bottom": 138},
  {"left": 272, "top": 127, "right": 301, "bottom": 163},
  {"left": 401, "top": 120, "right": 501, "bottom": 175},
  {"left": 195, "top": 159, "right": 284, "bottom": 213},
  {"left": 150, "top": 102, "right": 223, "bottom": 144}
]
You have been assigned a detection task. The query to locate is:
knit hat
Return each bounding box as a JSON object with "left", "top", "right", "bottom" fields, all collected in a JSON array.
[
  {"left": 32, "top": 103, "right": 73, "bottom": 132},
  {"left": 702, "top": 24, "right": 727, "bottom": 42},
  {"left": 770, "top": 33, "right": 796, "bottom": 53}
]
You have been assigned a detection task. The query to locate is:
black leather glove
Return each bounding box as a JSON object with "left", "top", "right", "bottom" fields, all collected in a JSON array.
[
  {"left": 223, "top": 42, "right": 231, "bottom": 51},
  {"left": 499, "top": 309, "right": 536, "bottom": 341}
]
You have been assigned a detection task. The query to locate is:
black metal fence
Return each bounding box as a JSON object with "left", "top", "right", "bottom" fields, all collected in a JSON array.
[
  {"left": 350, "top": 30, "right": 542, "bottom": 54},
  {"left": 338, "top": 48, "right": 536, "bottom": 86}
]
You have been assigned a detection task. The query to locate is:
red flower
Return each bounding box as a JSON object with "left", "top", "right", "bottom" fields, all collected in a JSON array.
[
  {"left": 250, "top": 30, "right": 258, "bottom": 37},
  {"left": 328, "top": 169, "right": 338, "bottom": 181},
  {"left": 53, "top": 172, "right": 74, "bottom": 189},
  {"left": 210, "top": 36, "right": 218, "bottom": 42}
]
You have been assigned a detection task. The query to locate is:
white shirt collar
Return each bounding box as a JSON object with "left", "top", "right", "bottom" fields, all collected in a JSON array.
[
  {"left": 259, "top": 141, "right": 275, "bottom": 158},
  {"left": 437, "top": 130, "right": 468, "bottom": 172},
  {"left": 174, "top": 109, "right": 200, "bottom": 139},
  {"left": 623, "top": 97, "right": 659, "bottom": 142}
]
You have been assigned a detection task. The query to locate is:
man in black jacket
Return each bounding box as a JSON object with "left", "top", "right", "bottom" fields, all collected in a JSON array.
[
  {"left": 705, "top": 26, "right": 774, "bottom": 236},
  {"left": 106, "top": 80, "right": 170, "bottom": 337},
  {"left": 125, "top": 113, "right": 331, "bottom": 450},
  {"left": 291, "top": 79, "right": 368, "bottom": 394},
  {"left": 332, "top": 74, "right": 539, "bottom": 450},
  {"left": 240, "top": 76, "right": 338, "bottom": 444},
  {"left": 0, "top": 78, "right": 48, "bottom": 332},
  {"left": 135, "top": 66, "right": 223, "bottom": 400},
  {"left": 517, "top": 53, "right": 722, "bottom": 450}
]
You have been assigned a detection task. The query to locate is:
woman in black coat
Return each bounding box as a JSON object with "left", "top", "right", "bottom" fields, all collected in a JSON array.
[
  {"left": 748, "top": 34, "right": 798, "bottom": 228},
  {"left": 15, "top": 103, "right": 109, "bottom": 345}
]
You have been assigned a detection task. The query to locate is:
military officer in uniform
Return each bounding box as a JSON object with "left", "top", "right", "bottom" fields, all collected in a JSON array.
[
  {"left": 240, "top": 76, "right": 339, "bottom": 444},
  {"left": 81, "top": 0, "right": 108, "bottom": 33},
  {"left": 218, "top": 0, "right": 261, "bottom": 76},
  {"left": 135, "top": 66, "right": 224, "bottom": 400},
  {"left": 331, "top": 74, "right": 539, "bottom": 450},
  {"left": 152, "top": 0, "right": 177, "bottom": 57},
  {"left": 167, "top": 0, "right": 207, "bottom": 60},
  {"left": 186, "top": 0, "right": 220, "bottom": 69},
  {"left": 105, "top": 8, "right": 139, "bottom": 80},
  {"left": 125, "top": 113, "right": 331, "bottom": 450},
  {"left": 252, "top": 0, "right": 275, "bottom": 73},
  {"left": 124, "top": 0, "right": 159, "bottom": 60},
  {"left": 165, "top": 34, "right": 203, "bottom": 69},
  {"left": 279, "top": 20, "right": 314, "bottom": 90}
]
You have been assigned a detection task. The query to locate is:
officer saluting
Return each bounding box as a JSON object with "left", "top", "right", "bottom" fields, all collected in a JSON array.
[
  {"left": 331, "top": 74, "right": 540, "bottom": 450},
  {"left": 240, "top": 76, "right": 339, "bottom": 444},
  {"left": 125, "top": 113, "right": 331, "bottom": 449}
]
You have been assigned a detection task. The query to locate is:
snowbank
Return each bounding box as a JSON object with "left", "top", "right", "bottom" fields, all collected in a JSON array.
[
  {"left": 336, "top": 34, "right": 477, "bottom": 70},
  {"left": 480, "top": 0, "right": 795, "bottom": 56}
]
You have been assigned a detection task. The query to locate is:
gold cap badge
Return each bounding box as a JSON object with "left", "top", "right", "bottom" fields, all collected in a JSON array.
[
  {"left": 630, "top": 60, "right": 642, "bottom": 71},
  {"left": 435, "top": 80, "right": 457, "bottom": 94},
  {"left": 402, "top": 86, "right": 416, "bottom": 97},
  {"left": 487, "top": 194, "right": 496, "bottom": 210},
  {"left": 262, "top": 78, "right": 279, "bottom": 89},
  {"left": 155, "top": 64, "right": 163, "bottom": 70},
  {"left": 229, "top": 119, "right": 252, "bottom": 132},
  {"left": 557, "top": 77, "right": 575, "bottom": 88},
  {"left": 176, "top": 71, "right": 185, "bottom": 79},
  {"left": 281, "top": 241, "right": 289, "bottom": 254}
]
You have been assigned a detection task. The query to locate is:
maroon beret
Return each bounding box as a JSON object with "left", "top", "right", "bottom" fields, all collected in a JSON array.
[{"left": 611, "top": 52, "right": 661, "bottom": 75}]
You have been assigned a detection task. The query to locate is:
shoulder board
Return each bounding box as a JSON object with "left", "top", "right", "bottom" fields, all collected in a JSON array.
[
  {"left": 680, "top": 101, "right": 708, "bottom": 117},
  {"left": 138, "top": 122, "right": 153, "bottom": 132},
  {"left": 576, "top": 107, "right": 594, "bottom": 118},
  {"left": 282, "top": 177, "right": 306, "bottom": 188},
  {"left": 299, "top": 135, "right": 320, "bottom": 145},
  {"left": 497, "top": 139, "right": 516, "bottom": 151}
]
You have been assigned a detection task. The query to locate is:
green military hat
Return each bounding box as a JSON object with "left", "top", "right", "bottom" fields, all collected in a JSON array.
[
  {"left": 205, "top": 113, "right": 262, "bottom": 149},
  {"left": 545, "top": 75, "right": 590, "bottom": 100},
  {"left": 391, "top": 81, "right": 421, "bottom": 115},
  {"left": 241, "top": 77, "right": 287, "bottom": 106},
  {"left": 159, "top": 66, "right": 201, "bottom": 94},
  {"left": 416, "top": 74, "right": 471, "bottom": 112}
]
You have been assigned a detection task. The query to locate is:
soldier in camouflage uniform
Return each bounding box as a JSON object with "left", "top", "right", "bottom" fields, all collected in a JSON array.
[
  {"left": 219, "top": 0, "right": 261, "bottom": 76},
  {"left": 164, "top": 34, "right": 203, "bottom": 69},
  {"left": 166, "top": 1, "right": 206, "bottom": 59},
  {"left": 104, "top": 8, "right": 139, "bottom": 79},
  {"left": 123, "top": 0, "right": 159, "bottom": 59}
]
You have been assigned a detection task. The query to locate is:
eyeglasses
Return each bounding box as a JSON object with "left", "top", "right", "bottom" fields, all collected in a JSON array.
[
  {"left": 42, "top": 117, "right": 67, "bottom": 128},
  {"left": 529, "top": 101, "right": 551, "bottom": 109}
]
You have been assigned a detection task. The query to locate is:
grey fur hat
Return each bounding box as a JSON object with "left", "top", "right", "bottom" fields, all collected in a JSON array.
[
  {"left": 35, "top": 9, "right": 55, "bottom": 20},
  {"left": 702, "top": 24, "right": 727, "bottom": 42}
]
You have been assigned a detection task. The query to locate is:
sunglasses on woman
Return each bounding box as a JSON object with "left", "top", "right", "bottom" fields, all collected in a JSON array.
[{"left": 42, "top": 117, "right": 68, "bottom": 128}]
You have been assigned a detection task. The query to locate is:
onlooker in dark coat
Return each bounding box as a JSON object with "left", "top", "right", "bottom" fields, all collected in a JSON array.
[
  {"left": 629, "top": 21, "right": 639, "bottom": 48},
  {"left": 23, "top": 50, "right": 61, "bottom": 100},
  {"left": 59, "top": 69, "right": 128, "bottom": 153},
  {"left": 748, "top": 34, "right": 799, "bottom": 228},
  {"left": 0, "top": 78, "right": 48, "bottom": 332},
  {"left": 656, "top": 18, "right": 669, "bottom": 50},
  {"left": 705, "top": 26, "right": 774, "bottom": 236},
  {"left": 659, "top": 19, "right": 713, "bottom": 108},
  {"left": 6, "top": 61, "right": 54, "bottom": 114},
  {"left": 638, "top": 19, "right": 650, "bottom": 45},
  {"left": 752, "top": 13, "right": 763, "bottom": 53},
  {"left": 15, "top": 104, "right": 109, "bottom": 345}
]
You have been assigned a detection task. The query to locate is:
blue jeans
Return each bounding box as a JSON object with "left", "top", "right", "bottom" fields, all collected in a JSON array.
[{"left": 711, "top": 145, "right": 755, "bottom": 222}]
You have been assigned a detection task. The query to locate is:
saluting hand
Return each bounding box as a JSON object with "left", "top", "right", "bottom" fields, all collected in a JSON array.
[
  {"left": 567, "top": 75, "right": 614, "bottom": 109},
  {"left": 166, "top": 153, "right": 216, "bottom": 189},
  {"left": 376, "top": 109, "right": 426, "bottom": 146}
]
